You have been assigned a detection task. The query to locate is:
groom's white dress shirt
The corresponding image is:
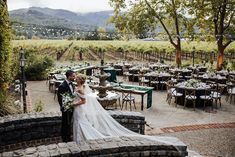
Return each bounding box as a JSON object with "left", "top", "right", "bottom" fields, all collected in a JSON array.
[{"left": 66, "top": 79, "right": 74, "bottom": 93}]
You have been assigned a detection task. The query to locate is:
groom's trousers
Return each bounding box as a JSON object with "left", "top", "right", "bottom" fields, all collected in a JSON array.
[{"left": 61, "top": 111, "right": 73, "bottom": 142}]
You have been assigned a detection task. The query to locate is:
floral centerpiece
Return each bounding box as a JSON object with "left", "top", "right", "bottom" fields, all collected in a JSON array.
[
  {"left": 208, "top": 72, "right": 216, "bottom": 77},
  {"left": 184, "top": 79, "right": 199, "bottom": 88},
  {"left": 205, "top": 68, "right": 216, "bottom": 77},
  {"left": 178, "top": 79, "right": 208, "bottom": 89}
]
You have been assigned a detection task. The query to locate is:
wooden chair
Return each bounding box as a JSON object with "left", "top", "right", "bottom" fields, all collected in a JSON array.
[
  {"left": 121, "top": 89, "right": 136, "bottom": 111},
  {"left": 159, "top": 76, "right": 170, "bottom": 90},
  {"left": 54, "top": 88, "right": 58, "bottom": 100},
  {"left": 200, "top": 88, "right": 213, "bottom": 110},
  {"left": 211, "top": 84, "right": 225, "bottom": 108},
  {"left": 184, "top": 88, "right": 197, "bottom": 110},
  {"left": 49, "top": 79, "right": 55, "bottom": 92},
  {"left": 114, "top": 93, "right": 122, "bottom": 109},
  {"left": 166, "top": 81, "right": 173, "bottom": 104},
  {"left": 150, "top": 76, "right": 159, "bottom": 90},
  {"left": 46, "top": 74, "right": 54, "bottom": 84},
  {"left": 226, "top": 84, "right": 235, "bottom": 104},
  {"left": 176, "top": 78, "right": 185, "bottom": 83},
  {"left": 184, "top": 75, "right": 192, "bottom": 80},
  {"left": 166, "top": 83, "right": 183, "bottom": 106},
  {"left": 122, "top": 67, "right": 130, "bottom": 82},
  {"left": 228, "top": 75, "right": 235, "bottom": 83},
  {"left": 54, "top": 81, "right": 61, "bottom": 100},
  {"left": 138, "top": 74, "right": 149, "bottom": 86}
]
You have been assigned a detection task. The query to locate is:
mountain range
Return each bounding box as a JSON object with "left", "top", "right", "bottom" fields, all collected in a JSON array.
[{"left": 9, "top": 7, "right": 114, "bottom": 30}]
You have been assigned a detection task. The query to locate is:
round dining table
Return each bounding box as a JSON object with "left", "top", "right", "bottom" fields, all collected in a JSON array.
[{"left": 175, "top": 82, "right": 211, "bottom": 108}]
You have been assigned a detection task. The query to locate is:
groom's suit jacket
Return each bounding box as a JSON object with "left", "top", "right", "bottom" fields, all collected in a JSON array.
[{"left": 57, "top": 80, "right": 75, "bottom": 112}]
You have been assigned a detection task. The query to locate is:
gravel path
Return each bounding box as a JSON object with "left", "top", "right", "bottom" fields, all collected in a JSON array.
[{"left": 160, "top": 128, "right": 235, "bottom": 157}]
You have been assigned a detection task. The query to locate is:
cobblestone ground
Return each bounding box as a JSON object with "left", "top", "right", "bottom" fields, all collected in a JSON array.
[{"left": 27, "top": 80, "right": 235, "bottom": 157}]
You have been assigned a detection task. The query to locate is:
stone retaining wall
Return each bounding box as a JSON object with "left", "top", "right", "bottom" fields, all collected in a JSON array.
[
  {"left": 1, "top": 136, "right": 188, "bottom": 157},
  {"left": 0, "top": 111, "right": 145, "bottom": 152}
]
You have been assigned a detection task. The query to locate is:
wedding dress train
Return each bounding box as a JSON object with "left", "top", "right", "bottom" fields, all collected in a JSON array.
[{"left": 72, "top": 84, "right": 190, "bottom": 154}]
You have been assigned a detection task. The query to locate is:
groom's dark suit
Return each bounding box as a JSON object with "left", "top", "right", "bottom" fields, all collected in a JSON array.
[{"left": 57, "top": 80, "right": 75, "bottom": 142}]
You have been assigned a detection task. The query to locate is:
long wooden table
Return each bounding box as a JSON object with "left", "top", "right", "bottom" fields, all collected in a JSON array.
[{"left": 109, "top": 83, "right": 154, "bottom": 111}]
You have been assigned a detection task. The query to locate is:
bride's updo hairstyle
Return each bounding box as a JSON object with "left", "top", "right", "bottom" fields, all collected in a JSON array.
[{"left": 76, "top": 74, "right": 86, "bottom": 85}]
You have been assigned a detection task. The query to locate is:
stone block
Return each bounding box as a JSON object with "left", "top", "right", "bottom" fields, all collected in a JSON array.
[
  {"left": 141, "top": 151, "right": 150, "bottom": 157},
  {"left": 25, "top": 147, "right": 37, "bottom": 155},
  {"left": 2, "top": 151, "right": 13, "bottom": 157},
  {"left": 118, "top": 152, "right": 129, "bottom": 157},
  {"left": 49, "top": 149, "right": 60, "bottom": 157},
  {"left": 66, "top": 142, "right": 77, "bottom": 148},
  {"left": 58, "top": 143, "right": 67, "bottom": 148},
  {"left": 37, "top": 145, "right": 47, "bottom": 152},
  {"left": 59, "top": 148, "right": 70, "bottom": 157},
  {"left": 25, "top": 154, "right": 38, "bottom": 157},
  {"left": 129, "top": 151, "right": 141, "bottom": 157},
  {"left": 47, "top": 144, "right": 58, "bottom": 150},
  {"left": 13, "top": 150, "right": 25, "bottom": 157},
  {"left": 38, "top": 151, "right": 50, "bottom": 157},
  {"left": 68, "top": 147, "right": 81, "bottom": 156}
]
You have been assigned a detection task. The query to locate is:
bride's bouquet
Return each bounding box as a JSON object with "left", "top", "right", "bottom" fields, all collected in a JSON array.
[{"left": 62, "top": 93, "right": 75, "bottom": 112}]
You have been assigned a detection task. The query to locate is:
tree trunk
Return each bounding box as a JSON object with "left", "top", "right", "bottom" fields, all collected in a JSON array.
[
  {"left": 216, "top": 49, "right": 224, "bottom": 70},
  {"left": 79, "top": 52, "right": 83, "bottom": 60},
  {"left": 176, "top": 48, "right": 182, "bottom": 68}
]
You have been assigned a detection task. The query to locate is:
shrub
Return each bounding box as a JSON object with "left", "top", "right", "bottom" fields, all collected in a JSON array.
[
  {"left": 34, "top": 100, "right": 44, "bottom": 112},
  {"left": 221, "top": 60, "right": 228, "bottom": 70},
  {"left": 25, "top": 55, "right": 54, "bottom": 80},
  {"left": 0, "top": 1, "right": 12, "bottom": 91},
  {"left": 0, "top": 91, "right": 22, "bottom": 116},
  {"left": 232, "top": 61, "right": 235, "bottom": 70}
]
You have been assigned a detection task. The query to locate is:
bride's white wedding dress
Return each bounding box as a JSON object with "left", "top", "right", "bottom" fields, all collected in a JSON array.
[
  {"left": 73, "top": 92, "right": 106, "bottom": 142},
  {"left": 72, "top": 84, "right": 193, "bottom": 155},
  {"left": 73, "top": 85, "right": 135, "bottom": 142}
]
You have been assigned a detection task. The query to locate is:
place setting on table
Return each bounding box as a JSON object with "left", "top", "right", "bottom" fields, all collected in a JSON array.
[
  {"left": 176, "top": 79, "right": 211, "bottom": 90},
  {"left": 215, "top": 70, "right": 230, "bottom": 76},
  {"left": 149, "top": 63, "right": 170, "bottom": 70},
  {"left": 144, "top": 71, "right": 173, "bottom": 89},
  {"left": 127, "top": 66, "right": 142, "bottom": 82},
  {"left": 188, "top": 65, "right": 207, "bottom": 72},
  {"left": 169, "top": 68, "right": 192, "bottom": 73},
  {"left": 199, "top": 72, "right": 227, "bottom": 84},
  {"left": 229, "top": 70, "right": 235, "bottom": 76}
]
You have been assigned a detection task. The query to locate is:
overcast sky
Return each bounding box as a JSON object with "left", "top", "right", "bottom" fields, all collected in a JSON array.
[{"left": 7, "top": 0, "right": 113, "bottom": 12}]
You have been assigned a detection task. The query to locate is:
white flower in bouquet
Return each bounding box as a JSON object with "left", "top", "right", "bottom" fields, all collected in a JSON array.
[{"left": 62, "top": 93, "right": 75, "bottom": 112}]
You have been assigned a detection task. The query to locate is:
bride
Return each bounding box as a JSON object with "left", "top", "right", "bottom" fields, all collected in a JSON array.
[
  {"left": 71, "top": 74, "right": 185, "bottom": 149},
  {"left": 72, "top": 74, "right": 135, "bottom": 142}
]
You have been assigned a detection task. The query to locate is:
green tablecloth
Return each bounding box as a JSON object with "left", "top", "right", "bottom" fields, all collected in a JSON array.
[
  {"left": 112, "top": 83, "right": 153, "bottom": 108},
  {"left": 146, "top": 90, "right": 152, "bottom": 108},
  {"left": 104, "top": 68, "right": 117, "bottom": 82}
]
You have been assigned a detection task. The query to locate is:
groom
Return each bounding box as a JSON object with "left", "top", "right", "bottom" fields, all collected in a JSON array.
[{"left": 57, "top": 70, "right": 76, "bottom": 142}]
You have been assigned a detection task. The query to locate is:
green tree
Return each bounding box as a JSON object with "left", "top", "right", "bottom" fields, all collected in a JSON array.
[
  {"left": 109, "top": 0, "right": 194, "bottom": 67},
  {"left": 192, "top": 0, "right": 235, "bottom": 70},
  {"left": 0, "top": 0, "right": 12, "bottom": 91},
  {"left": 97, "top": 27, "right": 106, "bottom": 40},
  {"left": 85, "top": 27, "right": 99, "bottom": 40}
]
